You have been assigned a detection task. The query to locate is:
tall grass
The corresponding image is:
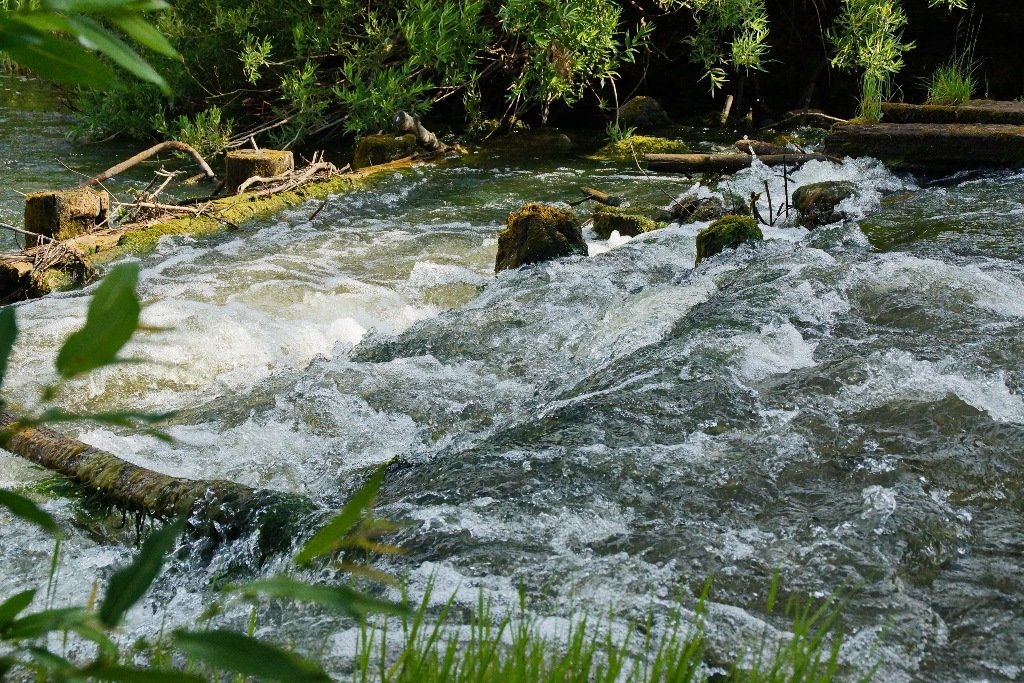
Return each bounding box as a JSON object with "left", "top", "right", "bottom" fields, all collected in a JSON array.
[
  {"left": 347, "top": 578, "right": 872, "bottom": 683},
  {"left": 926, "top": 53, "right": 976, "bottom": 105}
]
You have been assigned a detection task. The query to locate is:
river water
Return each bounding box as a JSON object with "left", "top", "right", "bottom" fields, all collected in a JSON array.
[{"left": 1, "top": 78, "right": 1022, "bottom": 682}]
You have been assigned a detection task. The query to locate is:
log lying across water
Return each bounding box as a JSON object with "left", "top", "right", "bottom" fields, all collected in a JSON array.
[
  {"left": 824, "top": 122, "right": 1024, "bottom": 170},
  {"left": 880, "top": 101, "right": 1024, "bottom": 126},
  {"left": 0, "top": 412, "right": 314, "bottom": 554},
  {"left": 645, "top": 152, "right": 830, "bottom": 174}
]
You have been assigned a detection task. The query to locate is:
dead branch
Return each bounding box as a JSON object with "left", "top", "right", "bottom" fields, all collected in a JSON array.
[{"left": 78, "top": 141, "right": 217, "bottom": 188}]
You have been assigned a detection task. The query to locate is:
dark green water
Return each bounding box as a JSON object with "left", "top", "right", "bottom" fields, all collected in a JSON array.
[{"left": 1, "top": 80, "right": 1022, "bottom": 682}]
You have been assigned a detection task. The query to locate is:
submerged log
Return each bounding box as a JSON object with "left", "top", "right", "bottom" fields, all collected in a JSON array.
[
  {"left": 0, "top": 411, "right": 313, "bottom": 554},
  {"left": 735, "top": 139, "right": 789, "bottom": 156},
  {"left": 824, "top": 122, "right": 1024, "bottom": 170},
  {"left": 645, "top": 152, "right": 830, "bottom": 174},
  {"left": 880, "top": 101, "right": 1024, "bottom": 125}
]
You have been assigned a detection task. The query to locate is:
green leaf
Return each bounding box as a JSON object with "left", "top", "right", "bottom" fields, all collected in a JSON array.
[
  {"left": 0, "top": 306, "right": 17, "bottom": 389},
  {"left": 81, "top": 662, "right": 205, "bottom": 682},
  {"left": 234, "top": 576, "right": 407, "bottom": 619},
  {"left": 5, "top": 607, "right": 87, "bottom": 639},
  {"left": 294, "top": 466, "right": 385, "bottom": 566},
  {"left": 26, "top": 646, "right": 76, "bottom": 675},
  {"left": 172, "top": 630, "right": 332, "bottom": 683},
  {"left": 0, "top": 489, "right": 59, "bottom": 535},
  {"left": 0, "top": 20, "right": 118, "bottom": 90},
  {"left": 0, "top": 590, "right": 36, "bottom": 629},
  {"left": 98, "top": 517, "right": 183, "bottom": 627},
  {"left": 56, "top": 263, "right": 141, "bottom": 379},
  {"left": 34, "top": 407, "right": 176, "bottom": 442},
  {"left": 41, "top": 0, "right": 169, "bottom": 12},
  {"left": 64, "top": 15, "right": 169, "bottom": 93},
  {"left": 108, "top": 13, "right": 177, "bottom": 57}
]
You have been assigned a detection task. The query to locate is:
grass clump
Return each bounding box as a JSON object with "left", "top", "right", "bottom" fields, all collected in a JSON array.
[
  {"left": 348, "top": 577, "right": 871, "bottom": 683},
  {"left": 926, "top": 52, "right": 977, "bottom": 105}
]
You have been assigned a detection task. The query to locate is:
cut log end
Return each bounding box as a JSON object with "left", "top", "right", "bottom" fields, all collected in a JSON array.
[{"left": 225, "top": 149, "right": 295, "bottom": 194}]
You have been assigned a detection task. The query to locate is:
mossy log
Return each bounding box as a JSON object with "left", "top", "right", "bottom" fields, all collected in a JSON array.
[
  {"left": 353, "top": 134, "right": 417, "bottom": 169},
  {"left": 880, "top": 101, "right": 1024, "bottom": 125},
  {"left": 224, "top": 149, "right": 295, "bottom": 194},
  {"left": 645, "top": 152, "right": 829, "bottom": 174},
  {"left": 735, "top": 139, "right": 789, "bottom": 155},
  {"left": 23, "top": 188, "right": 109, "bottom": 248},
  {"left": 0, "top": 158, "right": 416, "bottom": 302},
  {"left": 0, "top": 411, "right": 314, "bottom": 553},
  {"left": 824, "top": 122, "right": 1024, "bottom": 170}
]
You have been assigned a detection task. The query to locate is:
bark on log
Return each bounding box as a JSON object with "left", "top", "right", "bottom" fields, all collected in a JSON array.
[
  {"left": 579, "top": 187, "right": 622, "bottom": 206},
  {"left": 78, "top": 141, "right": 217, "bottom": 189},
  {"left": 824, "top": 122, "right": 1024, "bottom": 170},
  {"left": 24, "top": 189, "right": 109, "bottom": 248},
  {"left": 645, "top": 152, "right": 830, "bottom": 174},
  {"left": 393, "top": 110, "right": 449, "bottom": 153},
  {"left": 735, "top": 139, "right": 789, "bottom": 156},
  {"left": 224, "top": 149, "right": 294, "bottom": 194},
  {"left": 0, "top": 411, "right": 314, "bottom": 554}
]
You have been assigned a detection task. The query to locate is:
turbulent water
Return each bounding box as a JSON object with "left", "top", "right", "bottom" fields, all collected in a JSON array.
[{"left": 2, "top": 83, "right": 1023, "bottom": 682}]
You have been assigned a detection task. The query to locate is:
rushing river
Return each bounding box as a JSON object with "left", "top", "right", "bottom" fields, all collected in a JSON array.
[{"left": 1, "top": 79, "right": 1022, "bottom": 682}]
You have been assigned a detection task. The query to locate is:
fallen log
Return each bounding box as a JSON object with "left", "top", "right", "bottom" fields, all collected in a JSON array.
[
  {"left": 824, "top": 122, "right": 1024, "bottom": 170},
  {"left": 645, "top": 152, "right": 831, "bottom": 174},
  {"left": 78, "top": 141, "right": 217, "bottom": 188},
  {"left": 880, "top": 101, "right": 1024, "bottom": 126},
  {"left": 0, "top": 411, "right": 314, "bottom": 554}
]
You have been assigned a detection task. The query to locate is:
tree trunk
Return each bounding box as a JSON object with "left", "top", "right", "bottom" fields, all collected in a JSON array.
[{"left": 645, "top": 152, "right": 830, "bottom": 173}]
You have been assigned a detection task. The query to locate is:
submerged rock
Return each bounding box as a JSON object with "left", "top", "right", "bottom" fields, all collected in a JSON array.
[
  {"left": 353, "top": 133, "right": 417, "bottom": 169},
  {"left": 592, "top": 205, "right": 664, "bottom": 238},
  {"left": 477, "top": 128, "right": 574, "bottom": 160},
  {"left": 617, "top": 96, "right": 672, "bottom": 130},
  {"left": 670, "top": 195, "right": 737, "bottom": 224},
  {"left": 694, "top": 214, "right": 763, "bottom": 266},
  {"left": 791, "top": 181, "right": 857, "bottom": 228},
  {"left": 495, "top": 203, "right": 585, "bottom": 272},
  {"left": 593, "top": 135, "right": 688, "bottom": 162}
]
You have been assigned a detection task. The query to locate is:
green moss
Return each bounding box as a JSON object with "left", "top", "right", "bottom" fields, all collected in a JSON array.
[
  {"left": 592, "top": 205, "right": 664, "bottom": 238},
  {"left": 694, "top": 214, "right": 763, "bottom": 266},
  {"left": 791, "top": 181, "right": 857, "bottom": 228},
  {"left": 592, "top": 135, "right": 688, "bottom": 161},
  {"left": 495, "top": 202, "right": 585, "bottom": 272}
]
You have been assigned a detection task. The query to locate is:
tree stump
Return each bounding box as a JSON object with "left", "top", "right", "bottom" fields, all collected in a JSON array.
[
  {"left": 353, "top": 134, "right": 417, "bottom": 169},
  {"left": 23, "top": 188, "right": 109, "bottom": 248},
  {"left": 224, "top": 149, "right": 294, "bottom": 194}
]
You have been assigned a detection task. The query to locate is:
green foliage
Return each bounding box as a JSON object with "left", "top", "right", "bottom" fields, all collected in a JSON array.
[
  {"left": 670, "top": 0, "right": 771, "bottom": 92},
  {"left": 99, "top": 518, "right": 185, "bottom": 627},
  {"left": 0, "top": 0, "right": 177, "bottom": 92},
  {"left": 55, "top": 263, "right": 141, "bottom": 379},
  {"left": 154, "top": 105, "right": 234, "bottom": 157},
  {"left": 173, "top": 630, "right": 332, "bottom": 682},
  {"left": 605, "top": 120, "right": 636, "bottom": 143}
]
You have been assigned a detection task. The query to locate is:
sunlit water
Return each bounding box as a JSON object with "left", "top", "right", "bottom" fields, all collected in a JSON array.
[{"left": 1, "top": 86, "right": 1023, "bottom": 682}]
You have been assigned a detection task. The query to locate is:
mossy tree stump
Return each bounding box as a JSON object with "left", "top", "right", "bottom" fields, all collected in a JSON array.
[
  {"left": 225, "top": 149, "right": 294, "bottom": 194},
  {"left": 24, "top": 188, "right": 109, "bottom": 248},
  {"left": 353, "top": 134, "right": 417, "bottom": 169},
  {"left": 592, "top": 206, "right": 664, "bottom": 238},
  {"left": 694, "top": 214, "right": 763, "bottom": 266},
  {"left": 495, "top": 203, "right": 586, "bottom": 272}
]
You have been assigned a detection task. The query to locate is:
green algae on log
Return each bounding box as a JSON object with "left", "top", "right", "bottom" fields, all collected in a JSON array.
[
  {"left": 695, "top": 214, "right": 763, "bottom": 266},
  {"left": 0, "top": 158, "right": 418, "bottom": 302},
  {"left": 495, "top": 203, "right": 585, "bottom": 272},
  {"left": 824, "top": 123, "right": 1024, "bottom": 170},
  {"left": 880, "top": 101, "right": 1024, "bottom": 125},
  {"left": 592, "top": 135, "right": 688, "bottom": 162}
]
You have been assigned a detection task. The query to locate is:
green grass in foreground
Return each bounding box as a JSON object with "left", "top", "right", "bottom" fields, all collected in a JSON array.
[
  {"left": 926, "top": 52, "right": 977, "bottom": 106},
  {"left": 346, "top": 578, "right": 875, "bottom": 683}
]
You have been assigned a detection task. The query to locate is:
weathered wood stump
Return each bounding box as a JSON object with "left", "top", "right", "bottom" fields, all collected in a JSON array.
[
  {"left": 645, "top": 152, "right": 830, "bottom": 174},
  {"left": 224, "top": 149, "right": 294, "bottom": 194},
  {"left": 824, "top": 123, "right": 1024, "bottom": 170},
  {"left": 353, "top": 134, "right": 417, "bottom": 169},
  {"left": 23, "top": 188, "right": 109, "bottom": 247}
]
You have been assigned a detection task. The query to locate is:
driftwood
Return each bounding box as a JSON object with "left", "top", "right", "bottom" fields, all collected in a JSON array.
[
  {"left": 393, "top": 110, "right": 450, "bottom": 153},
  {"left": 735, "top": 139, "right": 790, "bottom": 156},
  {"left": 78, "top": 141, "right": 217, "bottom": 188},
  {"left": 569, "top": 186, "right": 623, "bottom": 208},
  {"left": 0, "top": 411, "right": 314, "bottom": 552},
  {"left": 646, "top": 152, "right": 831, "bottom": 174}
]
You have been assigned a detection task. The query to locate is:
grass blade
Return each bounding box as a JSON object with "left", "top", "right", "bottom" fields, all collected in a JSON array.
[
  {"left": 173, "top": 629, "right": 332, "bottom": 682},
  {"left": 98, "top": 517, "right": 183, "bottom": 627},
  {"left": 0, "top": 489, "right": 59, "bottom": 535}
]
